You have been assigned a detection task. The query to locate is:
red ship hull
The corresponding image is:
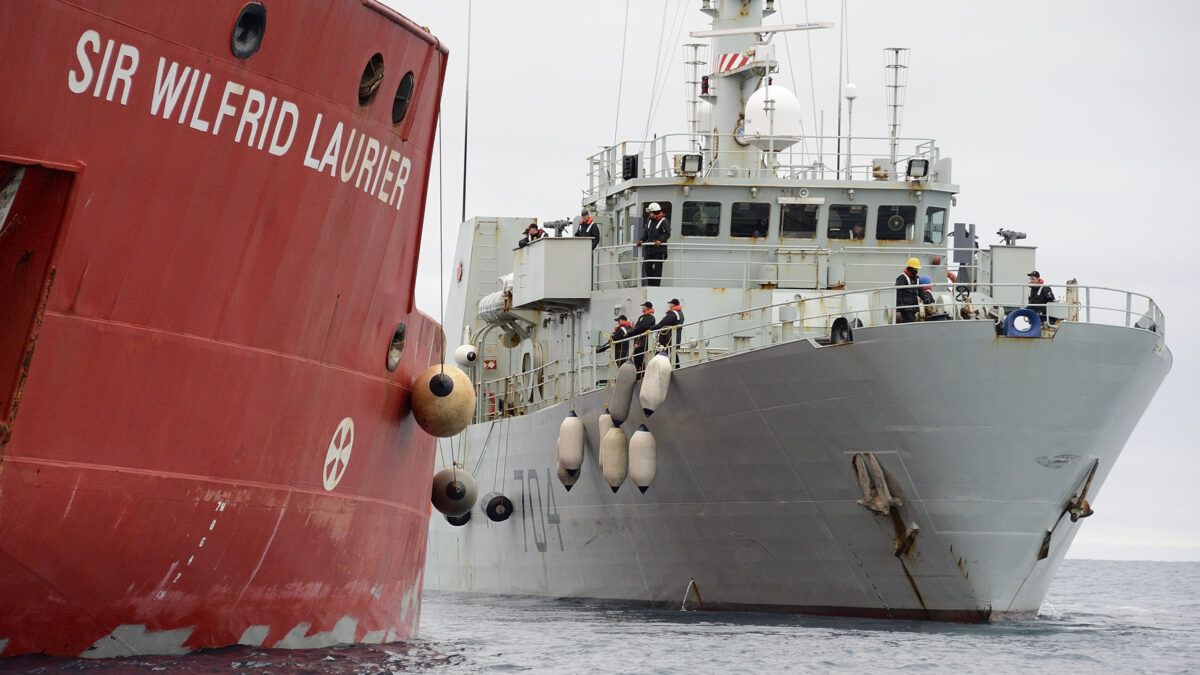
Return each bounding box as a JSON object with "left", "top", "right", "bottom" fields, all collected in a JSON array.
[{"left": 0, "top": 0, "right": 446, "bottom": 657}]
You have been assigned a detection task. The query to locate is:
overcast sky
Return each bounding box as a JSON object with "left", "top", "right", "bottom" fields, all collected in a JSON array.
[{"left": 386, "top": 0, "right": 1199, "bottom": 561}]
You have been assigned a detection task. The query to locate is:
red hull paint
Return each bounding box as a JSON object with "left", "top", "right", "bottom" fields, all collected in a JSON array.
[{"left": 0, "top": 0, "right": 446, "bottom": 657}]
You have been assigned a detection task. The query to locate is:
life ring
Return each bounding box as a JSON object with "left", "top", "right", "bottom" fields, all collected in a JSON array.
[
  {"left": 1003, "top": 308, "right": 1042, "bottom": 337},
  {"left": 520, "top": 341, "right": 545, "bottom": 403}
]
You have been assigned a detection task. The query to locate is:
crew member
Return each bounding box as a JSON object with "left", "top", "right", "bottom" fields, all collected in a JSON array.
[
  {"left": 595, "top": 314, "right": 633, "bottom": 364},
  {"left": 895, "top": 257, "right": 921, "bottom": 323},
  {"left": 575, "top": 209, "right": 600, "bottom": 249},
  {"left": 629, "top": 301, "right": 657, "bottom": 371},
  {"left": 517, "top": 223, "right": 544, "bottom": 248},
  {"left": 1027, "top": 270, "right": 1055, "bottom": 322},
  {"left": 653, "top": 298, "right": 685, "bottom": 366},
  {"left": 638, "top": 203, "right": 670, "bottom": 286}
]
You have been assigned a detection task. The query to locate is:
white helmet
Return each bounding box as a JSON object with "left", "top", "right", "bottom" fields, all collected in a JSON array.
[{"left": 646, "top": 202, "right": 662, "bottom": 213}]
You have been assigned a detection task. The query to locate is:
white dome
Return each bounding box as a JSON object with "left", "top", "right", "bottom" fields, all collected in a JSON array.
[{"left": 743, "top": 84, "right": 803, "bottom": 150}]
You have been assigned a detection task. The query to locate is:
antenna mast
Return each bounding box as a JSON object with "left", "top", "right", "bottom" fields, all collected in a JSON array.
[
  {"left": 885, "top": 47, "right": 909, "bottom": 166},
  {"left": 684, "top": 42, "right": 706, "bottom": 149}
]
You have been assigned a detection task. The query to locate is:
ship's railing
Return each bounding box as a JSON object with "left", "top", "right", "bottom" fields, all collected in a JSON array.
[
  {"left": 582, "top": 282, "right": 1165, "bottom": 397},
  {"left": 470, "top": 282, "right": 1164, "bottom": 422},
  {"left": 592, "top": 241, "right": 949, "bottom": 291},
  {"left": 474, "top": 356, "right": 567, "bottom": 422},
  {"left": 586, "top": 133, "right": 941, "bottom": 202}
]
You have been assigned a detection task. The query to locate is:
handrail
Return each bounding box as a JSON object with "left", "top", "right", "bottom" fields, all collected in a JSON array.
[
  {"left": 587, "top": 132, "right": 942, "bottom": 202},
  {"left": 468, "top": 282, "right": 1164, "bottom": 423}
]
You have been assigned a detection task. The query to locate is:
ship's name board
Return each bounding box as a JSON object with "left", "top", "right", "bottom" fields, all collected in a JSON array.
[{"left": 65, "top": 29, "right": 413, "bottom": 211}]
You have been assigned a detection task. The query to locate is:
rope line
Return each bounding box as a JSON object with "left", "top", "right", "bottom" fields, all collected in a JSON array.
[{"left": 612, "top": 0, "right": 630, "bottom": 146}]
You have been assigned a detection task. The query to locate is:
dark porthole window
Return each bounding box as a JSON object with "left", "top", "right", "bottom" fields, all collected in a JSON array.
[
  {"left": 386, "top": 322, "right": 406, "bottom": 371},
  {"left": 781, "top": 204, "right": 819, "bottom": 239},
  {"left": 230, "top": 3, "right": 267, "bottom": 59},
  {"left": 359, "top": 53, "right": 385, "bottom": 106},
  {"left": 731, "top": 202, "right": 770, "bottom": 238},
  {"left": 925, "top": 206, "right": 946, "bottom": 244},
  {"left": 681, "top": 201, "right": 720, "bottom": 237},
  {"left": 828, "top": 204, "right": 867, "bottom": 239},
  {"left": 876, "top": 205, "right": 916, "bottom": 241},
  {"left": 393, "top": 71, "right": 416, "bottom": 124}
]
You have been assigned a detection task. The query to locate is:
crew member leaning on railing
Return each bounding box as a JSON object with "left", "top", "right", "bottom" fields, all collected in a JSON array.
[
  {"left": 653, "top": 299, "right": 685, "bottom": 367},
  {"left": 596, "top": 314, "right": 633, "bottom": 364}
]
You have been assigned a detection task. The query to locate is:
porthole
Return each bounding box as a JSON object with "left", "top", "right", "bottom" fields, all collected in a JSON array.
[
  {"left": 359, "top": 53, "right": 385, "bottom": 106},
  {"left": 231, "top": 3, "right": 267, "bottom": 59},
  {"left": 386, "top": 322, "right": 406, "bottom": 371},
  {"left": 392, "top": 71, "right": 415, "bottom": 124}
]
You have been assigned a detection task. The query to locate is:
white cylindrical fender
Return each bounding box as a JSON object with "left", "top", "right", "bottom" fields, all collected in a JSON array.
[
  {"left": 609, "top": 361, "right": 637, "bottom": 425},
  {"left": 557, "top": 411, "right": 585, "bottom": 476},
  {"left": 556, "top": 459, "right": 579, "bottom": 491},
  {"left": 453, "top": 344, "right": 478, "bottom": 368},
  {"left": 411, "top": 364, "right": 476, "bottom": 437},
  {"left": 597, "top": 408, "right": 614, "bottom": 469},
  {"left": 639, "top": 352, "right": 672, "bottom": 417},
  {"left": 600, "top": 427, "right": 628, "bottom": 493},
  {"left": 431, "top": 467, "right": 478, "bottom": 517},
  {"left": 629, "top": 425, "right": 657, "bottom": 493}
]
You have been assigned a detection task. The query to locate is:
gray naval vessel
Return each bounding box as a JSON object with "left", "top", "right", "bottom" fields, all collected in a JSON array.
[{"left": 425, "top": 0, "right": 1172, "bottom": 621}]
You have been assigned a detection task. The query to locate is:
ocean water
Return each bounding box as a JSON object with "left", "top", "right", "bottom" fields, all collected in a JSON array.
[{"left": 3, "top": 559, "right": 1198, "bottom": 673}]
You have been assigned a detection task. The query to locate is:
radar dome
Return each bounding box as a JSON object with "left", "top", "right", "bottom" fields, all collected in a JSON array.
[{"left": 743, "top": 85, "right": 803, "bottom": 150}]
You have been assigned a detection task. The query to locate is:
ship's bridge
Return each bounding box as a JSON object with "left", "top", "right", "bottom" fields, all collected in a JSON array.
[{"left": 581, "top": 132, "right": 957, "bottom": 292}]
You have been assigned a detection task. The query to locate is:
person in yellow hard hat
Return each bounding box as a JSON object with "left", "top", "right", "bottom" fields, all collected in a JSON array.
[{"left": 895, "top": 257, "right": 922, "bottom": 323}]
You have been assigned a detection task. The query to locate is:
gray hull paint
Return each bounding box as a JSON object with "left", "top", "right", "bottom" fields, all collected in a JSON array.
[{"left": 425, "top": 320, "right": 1171, "bottom": 620}]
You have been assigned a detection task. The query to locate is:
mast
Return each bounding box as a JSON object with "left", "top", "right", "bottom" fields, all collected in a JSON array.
[
  {"left": 684, "top": 42, "right": 706, "bottom": 150},
  {"left": 885, "top": 47, "right": 910, "bottom": 167},
  {"left": 690, "top": 1, "right": 831, "bottom": 174}
]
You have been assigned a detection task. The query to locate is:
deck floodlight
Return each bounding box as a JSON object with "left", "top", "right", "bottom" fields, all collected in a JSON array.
[
  {"left": 907, "top": 158, "right": 929, "bottom": 180},
  {"left": 675, "top": 153, "right": 703, "bottom": 176}
]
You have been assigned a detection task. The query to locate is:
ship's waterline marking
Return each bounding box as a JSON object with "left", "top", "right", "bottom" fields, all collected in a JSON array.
[
  {"left": 4, "top": 455, "right": 424, "bottom": 513},
  {"left": 66, "top": 29, "right": 414, "bottom": 210},
  {"left": 323, "top": 417, "right": 354, "bottom": 491},
  {"left": 156, "top": 500, "right": 227, "bottom": 600}
]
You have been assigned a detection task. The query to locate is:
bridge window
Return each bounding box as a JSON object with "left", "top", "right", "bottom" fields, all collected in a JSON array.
[
  {"left": 731, "top": 202, "right": 770, "bottom": 238},
  {"left": 681, "top": 201, "right": 719, "bottom": 237},
  {"left": 780, "top": 204, "right": 819, "bottom": 239},
  {"left": 925, "top": 206, "right": 946, "bottom": 244},
  {"left": 828, "top": 204, "right": 866, "bottom": 239},
  {"left": 876, "top": 205, "right": 916, "bottom": 241}
]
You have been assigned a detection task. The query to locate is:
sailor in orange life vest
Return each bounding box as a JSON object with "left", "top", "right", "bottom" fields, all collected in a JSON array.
[
  {"left": 653, "top": 298, "right": 685, "bottom": 366},
  {"left": 575, "top": 208, "right": 600, "bottom": 249},
  {"left": 638, "top": 203, "right": 670, "bottom": 286},
  {"left": 629, "top": 301, "right": 657, "bottom": 371},
  {"left": 1027, "top": 270, "right": 1055, "bottom": 322},
  {"left": 895, "top": 257, "right": 922, "bottom": 323},
  {"left": 595, "top": 314, "right": 633, "bottom": 364},
  {"left": 517, "top": 222, "right": 544, "bottom": 248}
]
